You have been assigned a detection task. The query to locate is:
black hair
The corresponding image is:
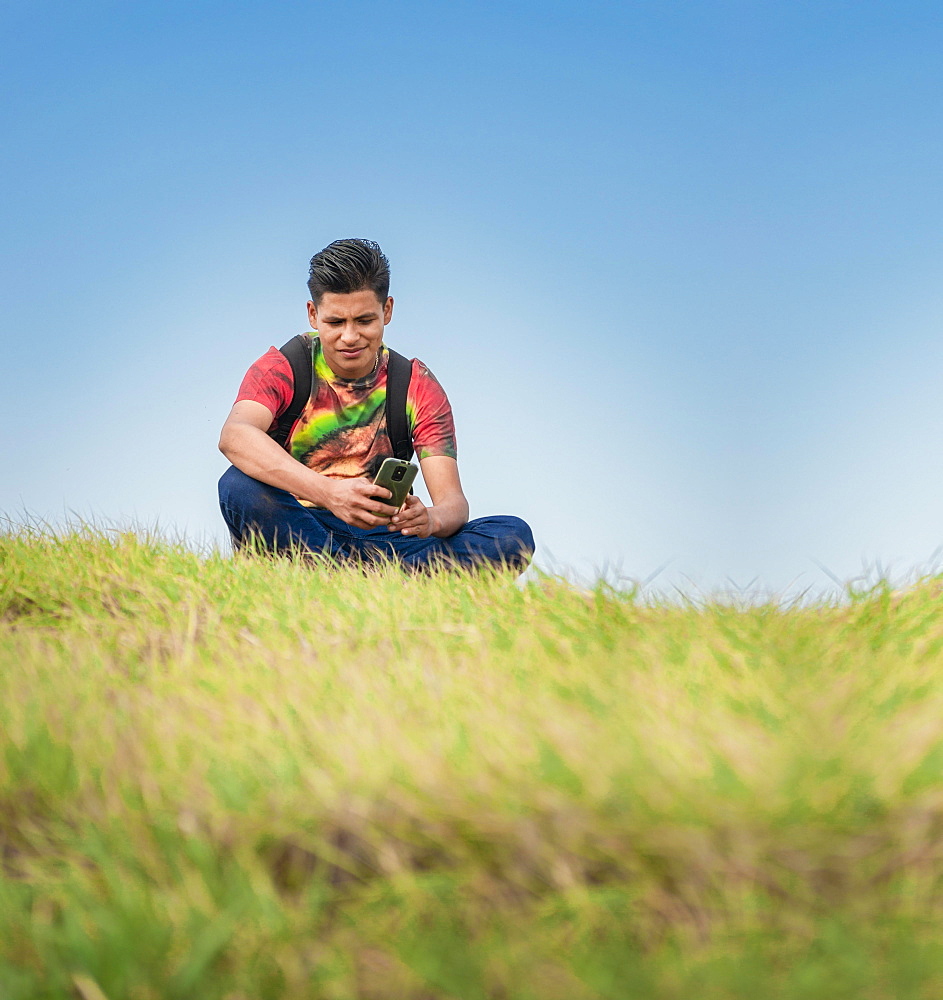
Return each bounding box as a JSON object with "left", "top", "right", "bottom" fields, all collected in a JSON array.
[{"left": 307, "top": 239, "right": 390, "bottom": 305}]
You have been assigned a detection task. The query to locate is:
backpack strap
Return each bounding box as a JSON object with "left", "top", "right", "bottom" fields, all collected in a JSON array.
[
  {"left": 270, "top": 334, "right": 313, "bottom": 448},
  {"left": 385, "top": 348, "right": 414, "bottom": 461}
]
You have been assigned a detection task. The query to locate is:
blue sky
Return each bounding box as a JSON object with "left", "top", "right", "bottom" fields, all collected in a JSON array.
[{"left": 2, "top": 0, "right": 943, "bottom": 594}]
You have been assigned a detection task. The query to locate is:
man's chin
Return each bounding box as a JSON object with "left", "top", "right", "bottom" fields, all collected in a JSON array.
[{"left": 327, "top": 355, "right": 371, "bottom": 378}]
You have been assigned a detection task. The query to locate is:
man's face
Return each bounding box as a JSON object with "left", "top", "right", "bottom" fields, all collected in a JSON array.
[{"left": 307, "top": 289, "right": 393, "bottom": 379}]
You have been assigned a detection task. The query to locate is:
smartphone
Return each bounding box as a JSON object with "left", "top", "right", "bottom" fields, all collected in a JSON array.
[{"left": 372, "top": 458, "right": 419, "bottom": 511}]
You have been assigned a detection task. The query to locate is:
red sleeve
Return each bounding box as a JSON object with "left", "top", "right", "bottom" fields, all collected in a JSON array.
[
  {"left": 407, "top": 360, "right": 458, "bottom": 460},
  {"left": 234, "top": 347, "right": 294, "bottom": 423}
]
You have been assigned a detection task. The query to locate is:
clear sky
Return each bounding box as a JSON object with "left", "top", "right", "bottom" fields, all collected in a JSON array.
[{"left": 3, "top": 0, "right": 943, "bottom": 596}]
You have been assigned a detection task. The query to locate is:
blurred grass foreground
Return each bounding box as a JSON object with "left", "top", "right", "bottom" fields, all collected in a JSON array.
[{"left": 4, "top": 526, "right": 943, "bottom": 999}]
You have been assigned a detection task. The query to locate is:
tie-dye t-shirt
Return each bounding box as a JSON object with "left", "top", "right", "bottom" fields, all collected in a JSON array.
[{"left": 234, "top": 335, "right": 457, "bottom": 481}]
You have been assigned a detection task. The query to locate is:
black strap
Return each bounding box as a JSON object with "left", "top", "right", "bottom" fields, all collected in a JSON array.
[
  {"left": 271, "top": 334, "right": 313, "bottom": 447},
  {"left": 385, "top": 348, "right": 414, "bottom": 461},
  {"left": 270, "top": 336, "right": 413, "bottom": 461}
]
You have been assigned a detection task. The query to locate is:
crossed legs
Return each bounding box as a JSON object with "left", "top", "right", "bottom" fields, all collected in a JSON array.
[{"left": 218, "top": 466, "right": 535, "bottom": 574}]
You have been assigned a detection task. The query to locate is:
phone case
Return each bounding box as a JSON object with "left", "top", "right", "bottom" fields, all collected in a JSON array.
[{"left": 372, "top": 458, "right": 419, "bottom": 510}]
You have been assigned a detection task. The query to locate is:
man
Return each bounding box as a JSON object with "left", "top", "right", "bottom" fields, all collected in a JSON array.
[{"left": 217, "top": 238, "right": 534, "bottom": 573}]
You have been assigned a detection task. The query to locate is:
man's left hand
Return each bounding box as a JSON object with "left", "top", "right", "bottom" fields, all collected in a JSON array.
[{"left": 389, "top": 494, "right": 435, "bottom": 538}]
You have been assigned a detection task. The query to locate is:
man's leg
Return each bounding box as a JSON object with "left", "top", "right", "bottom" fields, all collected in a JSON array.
[
  {"left": 219, "top": 468, "right": 534, "bottom": 572},
  {"left": 357, "top": 515, "right": 536, "bottom": 574},
  {"left": 217, "top": 465, "right": 350, "bottom": 558}
]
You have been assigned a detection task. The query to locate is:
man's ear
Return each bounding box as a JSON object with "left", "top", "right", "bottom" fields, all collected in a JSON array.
[
  {"left": 307, "top": 300, "right": 318, "bottom": 330},
  {"left": 383, "top": 296, "right": 394, "bottom": 325}
]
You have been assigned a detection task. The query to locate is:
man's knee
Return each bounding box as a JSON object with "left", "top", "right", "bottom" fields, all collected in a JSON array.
[
  {"left": 218, "top": 466, "right": 290, "bottom": 549},
  {"left": 494, "top": 515, "right": 535, "bottom": 559},
  {"left": 467, "top": 514, "right": 535, "bottom": 568},
  {"left": 218, "top": 466, "right": 283, "bottom": 516}
]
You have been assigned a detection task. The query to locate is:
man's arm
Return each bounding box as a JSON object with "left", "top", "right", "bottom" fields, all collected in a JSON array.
[
  {"left": 389, "top": 455, "right": 469, "bottom": 538},
  {"left": 218, "top": 401, "right": 395, "bottom": 529}
]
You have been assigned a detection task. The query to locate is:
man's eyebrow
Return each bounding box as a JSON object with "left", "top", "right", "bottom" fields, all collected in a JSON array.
[{"left": 320, "top": 311, "right": 379, "bottom": 322}]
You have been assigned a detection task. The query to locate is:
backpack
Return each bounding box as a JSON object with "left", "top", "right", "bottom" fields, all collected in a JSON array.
[{"left": 269, "top": 334, "right": 415, "bottom": 461}]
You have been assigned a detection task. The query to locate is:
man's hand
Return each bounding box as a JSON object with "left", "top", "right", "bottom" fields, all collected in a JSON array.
[
  {"left": 325, "top": 479, "right": 395, "bottom": 529},
  {"left": 389, "top": 494, "right": 435, "bottom": 538}
]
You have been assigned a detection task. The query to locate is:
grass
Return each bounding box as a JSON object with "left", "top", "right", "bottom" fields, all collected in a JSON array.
[{"left": 4, "top": 524, "right": 943, "bottom": 997}]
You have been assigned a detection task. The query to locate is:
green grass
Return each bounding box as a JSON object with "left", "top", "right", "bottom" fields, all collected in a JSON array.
[{"left": 4, "top": 525, "right": 943, "bottom": 997}]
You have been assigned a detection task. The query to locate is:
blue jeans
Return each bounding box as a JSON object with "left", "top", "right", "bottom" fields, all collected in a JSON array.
[{"left": 218, "top": 466, "right": 535, "bottom": 574}]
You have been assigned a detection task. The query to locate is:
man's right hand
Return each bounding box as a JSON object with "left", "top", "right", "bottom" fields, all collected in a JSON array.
[{"left": 324, "top": 478, "right": 395, "bottom": 529}]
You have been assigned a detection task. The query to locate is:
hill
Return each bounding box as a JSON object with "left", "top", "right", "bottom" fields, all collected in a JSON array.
[{"left": 3, "top": 526, "right": 943, "bottom": 998}]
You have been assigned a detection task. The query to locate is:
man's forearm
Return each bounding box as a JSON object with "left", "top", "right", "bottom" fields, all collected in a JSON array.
[
  {"left": 429, "top": 495, "right": 470, "bottom": 538},
  {"left": 219, "top": 425, "right": 334, "bottom": 507}
]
